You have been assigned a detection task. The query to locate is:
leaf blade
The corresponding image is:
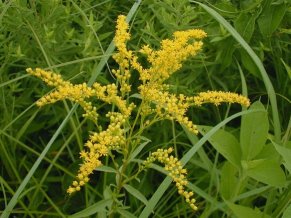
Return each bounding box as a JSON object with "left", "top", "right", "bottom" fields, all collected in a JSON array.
[
  {"left": 68, "top": 199, "right": 113, "bottom": 218},
  {"left": 123, "top": 184, "right": 149, "bottom": 205},
  {"left": 240, "top": 101, "right": 269, "bottom": 160},
  {"left": 198, "top": 125, "right": 241, "bottom": 168},
  {"left": 243, "top": 159, "right": 286, "bottom": 187}
]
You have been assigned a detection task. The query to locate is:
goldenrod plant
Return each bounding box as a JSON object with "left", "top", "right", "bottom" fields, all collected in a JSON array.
[
  {"left": 1, "top": 0, "right": 290, "bottom": 217},
  {"left": 26, "top": 15, "right": 249, "bottom": 213}
]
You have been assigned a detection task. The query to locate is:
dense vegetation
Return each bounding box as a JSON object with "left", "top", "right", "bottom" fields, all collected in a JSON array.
[{"left": 0, "top": 0, "right": 290, "bottom": 217}]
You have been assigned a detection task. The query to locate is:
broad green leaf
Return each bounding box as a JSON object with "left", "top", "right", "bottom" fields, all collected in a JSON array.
[
  {"left": 234, "top": 12, "right": 257, "bottom": 42},
  {"left": 240, "top": 48, "right": 261, "bottom": 78},
  {"left": 255, "top": 143, "right": 280, "bottom": 160},
  {"left": 257, "top": 0, "right": 287, "bottom": 36},
  {"left": 217, "top": 38, "right": 236, "bottom": 68},
  {"left": 226, "top": 202, "right": 272, "bottom": 218},
  {"left": 240, "top": 0, "right": 263, "bottom": 11},
  {"left": 198, "top": 126, "right": 241, "bottom": 168},
  {"left": 215, "top": 1, "right": 237, "bottom": 14},
  {"left": 242, "top": 159, "right": 286, "bottom": 187},
  {"left": 240, "top": 101, "right": 269, "bottom": 160},
  {"left": 272, "top": 140, "right": 291, "bottom": 173},
  {"left": 282, "top": 204, "right": 291, "bottom": 218},
  {"left": 220, "top": 162, "right": 239, "bottom": 200},
  {"left": 123, "top": 184, "right": 148, "bottom": 205},
  {"left": 68, "top": 199, "right": 113, "bottom": 218}
]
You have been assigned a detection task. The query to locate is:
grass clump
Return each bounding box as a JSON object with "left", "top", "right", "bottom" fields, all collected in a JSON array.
[{"left": 1, "top": 0, "right": 290, "bottom": 217}]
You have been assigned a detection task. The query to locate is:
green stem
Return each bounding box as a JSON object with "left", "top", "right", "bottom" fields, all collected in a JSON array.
[{"left": 108, "top": 151, "right": 130, "bottom": 217}]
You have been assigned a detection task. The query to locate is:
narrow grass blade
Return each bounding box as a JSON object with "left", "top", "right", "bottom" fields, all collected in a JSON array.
[
  {"left": 0, "top": 74, "right": 29, "bottom": 89},
  {"left": 68, "top": 199, "right": 113, "bottom": 218},
  {"left": 236, "top": 60, "right": 248, "bottom": 97},
  {"left": 0, "top": 105, "right": 77, "bottom": 218}
]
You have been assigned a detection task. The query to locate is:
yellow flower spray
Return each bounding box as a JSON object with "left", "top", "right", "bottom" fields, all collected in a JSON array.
[{"left": 26, "top": 15, "right": 250, "bottom": 212}]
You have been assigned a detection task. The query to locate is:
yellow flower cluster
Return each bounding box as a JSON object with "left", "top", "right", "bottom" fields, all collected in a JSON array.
[
  {"left": 112, "top": 15, "right": 133, "bottom": 96},
  {"left": 132, "top": 29, "right": 207, "bottom": 83},
  {"left": 139, "top": 85, "right": 198, "bottom": 134},
  {"left": 67, "top": 112, "right": 127, "bottom": 194},
  {"left": 192, "top": 91, "right": 250, "bottom": 107},
  {"left": 26, "top": 67, "right": 134, "bottom": 193},
  {"left": 144, "top": 147, "right": 198, "bottom": 211},
  {"left": 26, "top": 67, "right": 69, "bottom": 87},
  {"left": 114, "top": 16, "right": 206, "bottom": 134},
  {"left": 91, "top": 83, "right": 135, "bottom": 117},
  {"left": 27, "top": 68, "right": 98, "bottom": 122},
  {"left": 26, "top": 68, "right": 134, "bottom": 122},
  {"left": 111, "top": 17, "right": 249, "bottom": 134}
]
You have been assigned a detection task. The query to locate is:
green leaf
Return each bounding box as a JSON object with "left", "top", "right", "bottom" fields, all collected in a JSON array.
[
  {"left": 281, "top": 59, "right": 291, "bottom": 80},
  {"left": 215, "top": 1, "right": 237, "bottom": 14},
  {"left": 218, "top": 38, "right": 237, "bottom": 68},
  {"left": 68, "top": 199, "right": 113, "bottom": 218},
  {"left": 116, "top": 208, "right": 137, "bottom": 218},
  {"left": 123, "top": 184, "right": 148, "bottom": 205},
  {"left": 95, "top": 166, "right": 117, "bottom": 174},
  {"left": 103, "top": 186, "right": 113, "bottom": 200},
  {"left": 240, "top": 0, "right": 263, "bottom": 11},
  {"left": 271, "top": 140, "right": 291, "bottom": 173},
  {"left": 257, "top": 0, "right": 287, "bottom": 36},
  {"left": 240, "top": 101, "right": 269, "bottom": 160},
  {"left": 220, "top": 162, "right": 239, "bottom": 200},
  {"left": 198, "top": 126, "right": 241, "bottom": 168},
  {"left": 255, "top": 143, "right": 280, "bottom": 160},
  {"left": 242, "top": 159, "right": 286, "bottom": 187},
  {"left": 226, "top": 202, "right": 272, "bottom": 218},
  {"left": 240, "top": 48, "right": 261, "bottom": 78},
  {"left": 234, "top": 12, "right": 256, "bottom": 42},
  {"left": 282, "top": 204, "right": 291, "bottom": 218},
  {"left": 16, "top": 110, "right": 39, "bottom": 140},
  {"left": 128, "top": 138, "right": 151, "bottom": 162}
]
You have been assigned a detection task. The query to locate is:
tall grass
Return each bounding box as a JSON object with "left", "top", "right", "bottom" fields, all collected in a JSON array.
[{"left": 1, "top": 0, "right": 290, "bottom": 217}]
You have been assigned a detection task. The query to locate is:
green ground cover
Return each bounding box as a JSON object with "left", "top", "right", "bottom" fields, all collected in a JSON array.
[{"left": 0, "top": 0, "right": 290, "bottom": 217}]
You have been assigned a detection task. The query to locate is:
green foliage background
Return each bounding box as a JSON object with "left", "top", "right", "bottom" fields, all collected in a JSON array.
[{"left": 0, "top": 0, "right": 290, "bottom": 217}]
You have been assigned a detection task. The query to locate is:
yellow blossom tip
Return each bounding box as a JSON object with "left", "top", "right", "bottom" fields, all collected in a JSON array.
[
  {"left": 144, "top": 148, "right": 198, "bottom": 211},
  {"left": 193, "top": 91, "right": 250, "bottom": 107}
]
